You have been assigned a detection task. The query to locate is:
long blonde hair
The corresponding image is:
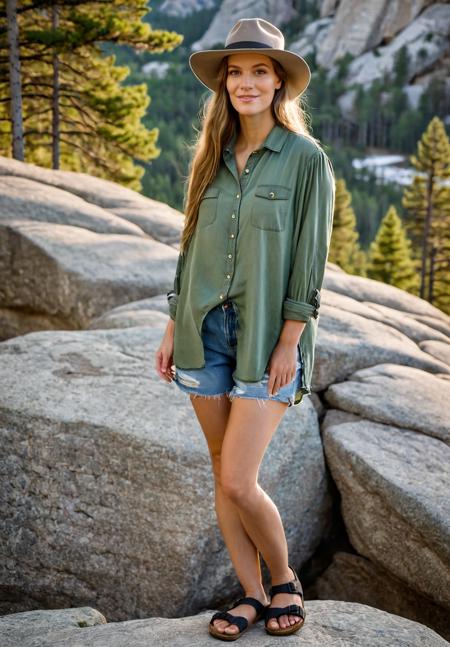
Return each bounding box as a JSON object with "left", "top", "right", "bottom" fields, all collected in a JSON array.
[{"left": 179, "top": 55, "right": 322, "bottom": 254}]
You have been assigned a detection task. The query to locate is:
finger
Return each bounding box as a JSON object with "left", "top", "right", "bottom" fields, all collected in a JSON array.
[
  {"left": 267, "top": 371, "right": 276, "bottom": 396},
  {"left": 271, "top": 374, "right": 280, "bottom": 396}
]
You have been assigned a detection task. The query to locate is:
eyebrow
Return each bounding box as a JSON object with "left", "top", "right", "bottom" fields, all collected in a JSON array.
[{"left": 227, "top": 63, "right": 270, "bottom": 69}]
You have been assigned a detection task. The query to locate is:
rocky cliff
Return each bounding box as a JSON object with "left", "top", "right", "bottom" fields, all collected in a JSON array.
[{"left": 187, "top": 0, "right": 449, "bottom": 114}]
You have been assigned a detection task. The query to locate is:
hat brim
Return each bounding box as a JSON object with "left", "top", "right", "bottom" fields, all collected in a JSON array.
[{"left": 189, "top": 48, "right": 311, "bottom": 100}]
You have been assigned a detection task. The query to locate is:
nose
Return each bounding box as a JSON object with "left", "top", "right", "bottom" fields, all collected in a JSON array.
[{"left": 239, "top": 72, "right": 254, "bottom": 88}]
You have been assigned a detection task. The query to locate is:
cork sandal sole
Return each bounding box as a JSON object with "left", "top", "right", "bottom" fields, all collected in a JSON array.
[
  {"left": 264, "top": 564, "right": 306, "bottom": 636},
  {"left": 209, "top": 596, "right": 268, "bottom": 641}
]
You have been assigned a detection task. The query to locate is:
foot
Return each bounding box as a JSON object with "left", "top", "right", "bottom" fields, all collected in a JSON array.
[
  {"left": 266, "top": 571, "right": 304, "bottom": 631},
  {"left": 212, "top": 594, "right": 269, "bottom": 636}
]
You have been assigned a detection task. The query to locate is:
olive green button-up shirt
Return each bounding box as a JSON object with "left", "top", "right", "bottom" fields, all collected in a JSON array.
[{"left": 167, "top": 123, "right": 335, "bottom": 405}]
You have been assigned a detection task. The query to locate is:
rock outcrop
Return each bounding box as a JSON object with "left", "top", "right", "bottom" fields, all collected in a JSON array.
[
  {"left": 0, "top": 158, "right": 449, "bottom": 642},
  {"left": 191, "top": 0, "right": 296, "bottom": 50},
  {"left": 316, "top": 0, "right": 435, "bottom": 67},
  {"left": 0, "top": 157, "right": 184, "bottom": 340},
  {"left": 1, "top": 602, "right": 448, "bottom": 646},
  {"left": 322, "top": 411, "right": 450, "bottom": 608},
  {"left": 0, "top": 326, "right": 331, "bottom": 620}
]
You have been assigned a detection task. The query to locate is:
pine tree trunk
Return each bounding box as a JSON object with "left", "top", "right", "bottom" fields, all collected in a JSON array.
[
  {"left": 6, "top": 0, "right": 24, "bottom": 160},
  {"left": 428, "top": 245, "right": 436, "bottom": 303},
  {"left": 421, "top": 173, "right": 434, "bottom": 299},
  {"left": 52, "top": 4, "right": 60, "bottom": 169}
]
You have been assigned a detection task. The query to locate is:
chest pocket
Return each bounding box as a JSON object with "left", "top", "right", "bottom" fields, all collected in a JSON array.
[
  {"left": 198, "top": 186, "right": 220, "bottom": 228},
  {"left": 251, "top": 185, "right": 292, "bottom": 231}
]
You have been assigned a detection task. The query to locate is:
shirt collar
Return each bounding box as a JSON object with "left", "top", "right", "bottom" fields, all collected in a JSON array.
[{"left": 224, "top": 123, "right": 289, "bottom": 156}]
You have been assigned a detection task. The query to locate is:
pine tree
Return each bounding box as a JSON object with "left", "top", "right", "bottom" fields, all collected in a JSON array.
[
  {"left": 0, "top": 0, "right": 183, "bottom": 188},
  {"left": 402, "top": 116, "right": 450, "bottom": 313},
  {"left": 367, "top": 205, "right": 420, "bottom": 293},
  {"left": 328, "top": 178, "right": 367, "bottom": 275}
]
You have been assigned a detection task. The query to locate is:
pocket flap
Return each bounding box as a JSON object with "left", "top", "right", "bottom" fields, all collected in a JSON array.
[
  {"left": 254, "top": 185, "right": 291, "bottom": 200},
  {"left": 202, "top": 186, "right": 221, "bottom": 199}
]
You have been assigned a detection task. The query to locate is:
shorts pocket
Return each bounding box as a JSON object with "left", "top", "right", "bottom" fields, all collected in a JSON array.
[
  {"left": 251, "top": 184, "right": 291, "bottom": 231},
  {"left": 198, "top": 186, "right": 220, "bottom": 228}
]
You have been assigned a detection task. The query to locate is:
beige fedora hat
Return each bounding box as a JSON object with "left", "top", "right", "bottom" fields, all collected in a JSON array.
[{"left": 189, "top": 18, "right": 311, "bottom": 100}]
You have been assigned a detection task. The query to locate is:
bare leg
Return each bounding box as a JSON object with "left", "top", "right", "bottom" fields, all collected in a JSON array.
[
  {"left": 189, "top": 394, "right": 269, "bottom": 635},
  {"left": 220, "top": 397, "right": 304, "bottom": 631}
]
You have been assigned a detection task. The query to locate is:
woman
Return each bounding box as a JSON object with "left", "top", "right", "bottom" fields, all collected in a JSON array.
[{"left": 156, "top": 17, "right": 335, "bottom": 640}]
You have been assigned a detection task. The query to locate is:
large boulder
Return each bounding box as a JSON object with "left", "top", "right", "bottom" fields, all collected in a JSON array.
[
  {"left": 323, "top": 271, "right": 448, "bottom": 323},
  {"left": 314, "top": 305, "right": 449, "bottom": 394},
  {"left": 0, "top": 156, "right": 184, "bottom": 245},
  {"left": 1, "top": 601, "right": 447, "bottom": 647},
  {"left": 0, "top": 325, "right": 331, "bottom": 621},
  {"left": 322, "top": 411, "right": 450, "bottom": 609},
  {"left": 0, "top": 176, "right": 147, "bottom": 237},
  {"left": 312, "top": 551, "right": 450, "bottom": 641},
  {"left": 87, "top": 295, "right": 170, "bottom": 330},
  {"left": 0, "top": 220, "right": 178, "bottom": 339},
  {"left": 322, "top": 289, "right": 449, "bottom": 343},
  {"left": 324, "top": 363, "right": 450, "bottom": 444}
]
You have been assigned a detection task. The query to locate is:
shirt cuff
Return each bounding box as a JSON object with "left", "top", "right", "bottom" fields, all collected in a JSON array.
[
  {"left": 283, "top": 297, "right": 318, "bottom": 322},
  {"left": 167, "top": 291, "right": 178, "bottom": 321}
]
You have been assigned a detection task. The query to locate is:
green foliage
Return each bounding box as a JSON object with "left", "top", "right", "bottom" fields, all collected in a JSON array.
[
  {"left": 367, "top": 205, "right": 420, "bottom": 293},
  {"left": 328, "top": 178, "right": 367, "bottom": 276},
  {"left": 0, "top": 0, "right": 182, "bottom": 188},
  {"left": 402, "top": 116, "right": 450, "bottom": 312},
  {"left": 335, "top": 52, "right": 354, "bottom": 81},
  {"left": 393, "top": 45, "right": 409, "bottom": 85}
]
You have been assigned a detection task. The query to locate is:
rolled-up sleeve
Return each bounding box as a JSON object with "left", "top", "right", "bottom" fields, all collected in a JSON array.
[
  {"left": 282, "top": 149, "right": 335, "bottom": 323},
  {"left": 167, "top": 250, "right": 185, "bottom": 321}
]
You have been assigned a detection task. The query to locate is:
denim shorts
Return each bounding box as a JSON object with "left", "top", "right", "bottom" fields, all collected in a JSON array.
[{"left": 172, "top": 299, "right": 302, "bottom": 408}]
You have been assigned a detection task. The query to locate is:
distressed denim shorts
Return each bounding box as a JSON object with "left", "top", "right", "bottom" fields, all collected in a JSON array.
[{"left": 172, "top": 299, "right": 302, "bottom": 408}]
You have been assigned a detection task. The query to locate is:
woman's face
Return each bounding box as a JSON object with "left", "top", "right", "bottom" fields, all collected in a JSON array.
[{"left": 226, "top": 53, "right": 282, "bottom": 117}]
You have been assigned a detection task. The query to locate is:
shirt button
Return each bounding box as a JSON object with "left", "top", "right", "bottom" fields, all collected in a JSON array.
[
  {"left": 231, "top": 213, "right": 236, "bottom": 218},
  {"left": 236, "top": 193, "right": 240, "bottom": 198},
  {"left": 244, "top": 168, "right": 249, "bottom": 174},
  {"left": 226, "top": 274, "right": 231, "bottom": 279},
  {"left": 219, "top": 294, "right": 224, "bottom": 299},
  {"left": 269, "top": 191, "right": 275, "bottom": 198},
  {"left": 230, "top": 233, "right": 235, "bottom": 238},
  {"left": 228, "top": 254, "right": 232, "bottom": 259}
]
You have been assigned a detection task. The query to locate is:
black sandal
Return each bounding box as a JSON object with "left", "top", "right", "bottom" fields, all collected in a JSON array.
[
  {"left": 264, "top": 564, "right": 306, "bottom": 636},
  {"left": 209, "top": 596, "right": 268, "bottom": 641}
]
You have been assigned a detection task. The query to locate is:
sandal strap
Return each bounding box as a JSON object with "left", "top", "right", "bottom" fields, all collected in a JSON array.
[
  {"left": 270, "top": 565, "right": 304, "bottom": 598},
  {"left": 233, "top": 596, "right": 266, "bottom": 616},
  {"left": 210, "top": 610, "right": 248, "bottom": 632},
  {"left": 270, "top": 580, "right": 303, "bottom": 597},
  {"left": 265, "top": 604, "right": 305, "bottom": 622}
]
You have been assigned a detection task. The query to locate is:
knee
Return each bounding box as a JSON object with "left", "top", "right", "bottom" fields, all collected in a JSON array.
[{"left": 220, "top": 474, "right": 255, "bottom": 506}]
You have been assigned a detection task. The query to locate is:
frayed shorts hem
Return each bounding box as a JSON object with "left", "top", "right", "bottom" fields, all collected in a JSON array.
[{"left": 174, "top": 380, "right": 296, "bottom": 408}]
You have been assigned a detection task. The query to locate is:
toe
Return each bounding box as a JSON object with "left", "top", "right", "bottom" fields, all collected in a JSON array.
[
  {"left": 289, "top": 614, "right": 300, "bottom": 625},
  {"left": 280, "top": 613, "right": 289, "bottom": 628},
  {"left": 224, "top": 624, "right": 239, "bottom": 634}
]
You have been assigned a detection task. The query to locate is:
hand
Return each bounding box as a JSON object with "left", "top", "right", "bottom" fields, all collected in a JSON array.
[
  {"left": 155, "top": 320, "right": 176, "bottom": 383},
  {"left": 266, "top": 341, "right": 298, "bottom": 397}
]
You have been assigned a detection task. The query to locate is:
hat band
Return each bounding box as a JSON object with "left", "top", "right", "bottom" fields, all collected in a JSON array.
[{"left": 225, "top": 40, "right": 272, "bottom": 50}]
